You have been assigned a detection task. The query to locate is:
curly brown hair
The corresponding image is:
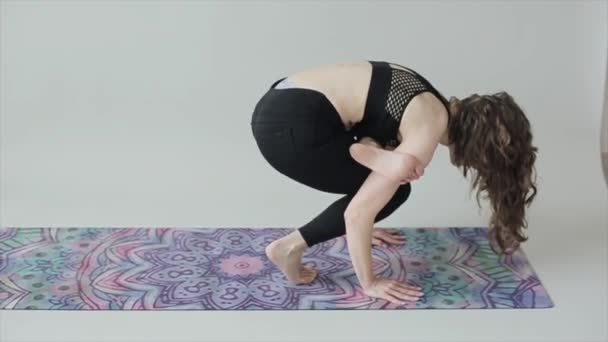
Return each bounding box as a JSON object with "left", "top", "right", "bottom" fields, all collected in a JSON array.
[{"left": 447, "top": 92, "right": 538, "bottom": 255}]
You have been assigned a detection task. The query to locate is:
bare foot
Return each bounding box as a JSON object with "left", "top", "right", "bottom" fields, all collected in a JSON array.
[
  {"left": 349, "top": 143, "right": 423, "bottom": 183},
  {"left": 265, "top": 234, "right": 317, "bottom": 284}
]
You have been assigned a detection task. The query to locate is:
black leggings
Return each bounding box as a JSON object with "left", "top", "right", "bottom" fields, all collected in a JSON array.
[{"left": 250, "top": 78, "right": 412, "bottom": 247}]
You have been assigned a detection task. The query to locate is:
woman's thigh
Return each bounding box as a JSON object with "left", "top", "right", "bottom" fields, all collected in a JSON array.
[
  {"left": 289, "top": 124, "right": 371, "bottom": 195},
  {"left": 252, "top": 122, "right": 371, "bottom": 196},
  {"left": 251, "top": 87, "right": 370, "bottom": 195}
]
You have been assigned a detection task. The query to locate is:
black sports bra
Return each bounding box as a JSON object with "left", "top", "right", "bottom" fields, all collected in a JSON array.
[{"left": 353, "top": 61, "right": 451, "bottom": 148}]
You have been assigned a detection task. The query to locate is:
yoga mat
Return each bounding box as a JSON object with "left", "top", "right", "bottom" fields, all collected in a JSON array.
[{"left": 0, "top": 227, "right": 553, "bottom": 310}]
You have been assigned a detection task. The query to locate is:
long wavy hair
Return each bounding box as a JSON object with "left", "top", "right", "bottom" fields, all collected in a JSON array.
[{"left": 447, "top": 92, "right": 538, "bottom": 255}]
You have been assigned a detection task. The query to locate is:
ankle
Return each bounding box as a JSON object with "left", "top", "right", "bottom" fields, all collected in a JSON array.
[{"left": 283, "top": 230, "right": 308, "bottom": 253}]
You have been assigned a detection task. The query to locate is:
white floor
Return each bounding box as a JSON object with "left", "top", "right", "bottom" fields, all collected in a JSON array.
[{"left": 0, "top": 205, "right": 606, "bottom": 342}]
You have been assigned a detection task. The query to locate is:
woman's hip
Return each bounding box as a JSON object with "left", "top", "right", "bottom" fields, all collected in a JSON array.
[
  {"left": 252, "top": 120, "right": 368, "bottom": 194},
  {"left": 251, "top": 79, "right": 366, "bottom": 192},
  {"left": 251, "top": 83, "right": 346, "bottom": 151}
]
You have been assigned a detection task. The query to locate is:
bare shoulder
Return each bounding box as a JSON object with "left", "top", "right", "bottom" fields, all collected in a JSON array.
[
  {"left": 395, "top": 93, "right": 448, "bottom": 167},
  {"left": 402, "top": 92, "right": 448, "bottom": 136}
]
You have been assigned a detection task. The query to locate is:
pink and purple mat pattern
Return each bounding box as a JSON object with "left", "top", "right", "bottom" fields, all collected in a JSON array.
[{"left": 0, "top": 227, "right": 553, "bottom": 310}]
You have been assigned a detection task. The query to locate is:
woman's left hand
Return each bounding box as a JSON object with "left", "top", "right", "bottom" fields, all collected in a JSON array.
[{"left": 371, "top": 228, "right": 407, "bottom": 247}]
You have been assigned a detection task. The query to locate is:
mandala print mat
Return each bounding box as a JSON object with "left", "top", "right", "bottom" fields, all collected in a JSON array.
[{"left": 0, "top": 227, "right": 553, "bottom": 310}]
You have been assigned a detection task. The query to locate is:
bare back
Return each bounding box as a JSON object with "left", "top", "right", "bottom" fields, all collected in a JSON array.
[
  {"left": 287, "top": 61, "right": 372, "bottom": 130},
  {"left": 285, "top": 61, "right": 447, "bottom": 144}
]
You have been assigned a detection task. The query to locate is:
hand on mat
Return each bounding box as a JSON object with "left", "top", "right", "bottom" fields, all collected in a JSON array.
[
  {"left": 371, "top": 228, "right": 406, "bottom": 247},
  {"left": 363, "top": 277, "right": 424, "bottom": 304}
]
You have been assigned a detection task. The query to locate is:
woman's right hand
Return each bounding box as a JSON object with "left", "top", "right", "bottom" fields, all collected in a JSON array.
[{"left": 363, "top": 277, "right": 425, "bottom": 304}]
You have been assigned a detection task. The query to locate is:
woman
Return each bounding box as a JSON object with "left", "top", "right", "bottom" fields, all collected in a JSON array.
[{"left": 250, "top": 60, "right": 538, "bottom": 305}]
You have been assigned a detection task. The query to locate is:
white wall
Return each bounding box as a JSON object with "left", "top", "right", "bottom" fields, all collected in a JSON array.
[
  {"left": 603, "top": 46, "right": 608, "bottom": 154},
  {"left": 601, "top": 37, "right": 608, "bottom": 155},
  {"left": 602, "top": 47, "right": 607, "bottom": 184},
  {"left": 1, "top": 1, "right": 606, "bottom": 342}
]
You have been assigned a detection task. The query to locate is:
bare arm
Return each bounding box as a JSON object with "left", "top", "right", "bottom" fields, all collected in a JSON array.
[
  {"left": 345, "top": 112, "right": 445, "bottom": 288},
  {"left": 343, "top": 155, "right": 420, "bottom": 288},
  {"left": 351, "top": 108, "right": 447, "bottom": 185}
]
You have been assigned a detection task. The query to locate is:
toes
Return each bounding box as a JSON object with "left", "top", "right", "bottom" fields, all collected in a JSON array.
[
  {"left": 301, "top": 268, "right": 317, "bottom": 276},
  {"left": 299, "top": 272, "right": 317, "bottom": 283},
  {"left": 296, "top": 264, "right": 318, "bottom": 283},
  {"left": 301, "top": 268, "right": 317, "bottom": 279}
]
